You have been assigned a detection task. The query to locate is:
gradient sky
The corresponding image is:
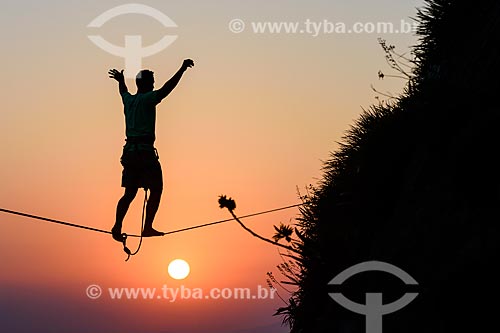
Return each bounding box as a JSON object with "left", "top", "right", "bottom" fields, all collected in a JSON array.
[{"left": 0, "top": 1, "right": 423, "bottom": 332}]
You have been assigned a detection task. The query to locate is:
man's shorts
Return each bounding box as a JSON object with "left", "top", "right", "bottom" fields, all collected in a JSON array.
[{"left": 120, "top": 145, "right": 163, "bottom": 190}]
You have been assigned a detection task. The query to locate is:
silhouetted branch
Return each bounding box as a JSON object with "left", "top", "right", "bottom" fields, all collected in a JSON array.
[
  {"left": 370, "top": 85, "right": 398, "bottom": 104},
  {"left": 268, "top": 271, "right": 293, "bottom": 294},
  {"left": 218, "top": 195, "right": 300, "bottom": 254},
  {"left": 378, "top": 38, "right": 413, "bottom": 79}
]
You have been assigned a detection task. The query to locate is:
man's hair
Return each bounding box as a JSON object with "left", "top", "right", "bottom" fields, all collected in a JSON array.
[{"left": 136, "top": 70, "right": 154, "bottom": 89}]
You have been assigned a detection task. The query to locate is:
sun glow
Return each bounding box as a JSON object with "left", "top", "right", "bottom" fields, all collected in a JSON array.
[{"left": 168, "top": 259, "right": 190, "bottom": 280}]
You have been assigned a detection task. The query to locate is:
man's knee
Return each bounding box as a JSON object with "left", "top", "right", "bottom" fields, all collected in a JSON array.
[
  {"left": 123, "top": 188, "right": 138, "bottom": 201},
  {"left": 148, "top": 187, "right": 162, "bottom": 200}
]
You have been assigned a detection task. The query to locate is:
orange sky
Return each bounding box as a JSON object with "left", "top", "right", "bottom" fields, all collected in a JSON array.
[{"left": 0, "top": 1, "right": 422, "bottom": 332}]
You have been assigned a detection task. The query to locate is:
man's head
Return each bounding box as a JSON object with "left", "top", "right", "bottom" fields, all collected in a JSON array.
[{"left": 136, "top": 70, "right": 155, "bottom": 92}]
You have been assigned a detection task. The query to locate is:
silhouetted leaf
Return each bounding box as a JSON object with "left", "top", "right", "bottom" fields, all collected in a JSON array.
[{"left": 218, "top": 195, "right": 236, "bottom": 211}]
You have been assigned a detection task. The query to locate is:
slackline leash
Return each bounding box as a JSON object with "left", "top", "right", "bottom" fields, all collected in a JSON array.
[{"left": 121, "top": 189, "right": 148, "bottom": 261}]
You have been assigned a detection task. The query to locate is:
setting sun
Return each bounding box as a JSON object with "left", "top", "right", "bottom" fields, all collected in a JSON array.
[{"left": 168, "top": 259, "right": 190, "bottom": 280}]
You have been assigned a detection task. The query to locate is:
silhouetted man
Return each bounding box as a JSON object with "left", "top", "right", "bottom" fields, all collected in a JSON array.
[{"left": 109, "top": 59, "right": 194, "bottom": 242}]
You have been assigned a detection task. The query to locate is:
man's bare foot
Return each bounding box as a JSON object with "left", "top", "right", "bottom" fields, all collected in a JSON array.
[
  {"left": 111, "top": 226, "right": 125, "bottom": 242},
  {"left": 142, "top": 227, "right": 165, "bottom": 237}
]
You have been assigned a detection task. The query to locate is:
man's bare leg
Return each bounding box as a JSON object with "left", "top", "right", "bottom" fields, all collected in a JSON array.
[
  {"left": 142, "top": 187, "right": 164, "bottom": 237},
  {"left": 112, "top": 187, "right": 138, "bottom": 241}
]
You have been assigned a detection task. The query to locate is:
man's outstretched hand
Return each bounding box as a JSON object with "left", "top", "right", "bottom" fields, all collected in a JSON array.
[
  {"left": 108, "top": 69, "right": 128, "bottom": 94},
  {"left": 182, "top": 59, "right": 195, "bottom": 71},
  {"left": 108, "top": 69, "right": 125, "bottom": 82}
]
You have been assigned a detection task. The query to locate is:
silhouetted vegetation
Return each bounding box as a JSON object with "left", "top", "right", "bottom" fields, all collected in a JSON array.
[{"left": 273, "top": 1, "right": 500, "bottom": 331}]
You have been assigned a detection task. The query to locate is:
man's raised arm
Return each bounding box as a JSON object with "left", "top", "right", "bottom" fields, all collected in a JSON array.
[
  {"left": 157, "top": 59, "right": 194, "bottom": 101},
  {"left": 108, "top": 69, "right": 128, "bottom": 95}
]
